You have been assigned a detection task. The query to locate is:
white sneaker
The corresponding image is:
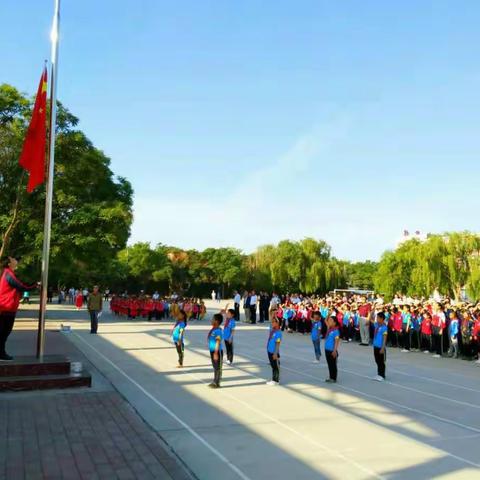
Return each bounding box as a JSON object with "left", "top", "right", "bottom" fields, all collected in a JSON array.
[
  {"left": 226, "top": 360, "right": 232, "bottom": 365},
  {"left": 374, "top": 375, "right": 385, "bottom": 382},
  {"left": 423, "top": 350, "right": 430, "bottom": 354},
  {"left": 475, "top": 359, "right": 480, "bottom": 364},
  {"left": 266, "top": 381, "right": 279, "bottom": 386},
  {"left": 313, "top": 359, "right": 321, "bottom": 363},
  {"left": 401, "top": 349, "right": 409, "bottom": 353},
  {"left": 432, "top": 354, "right": 441, "bottom": 358}
]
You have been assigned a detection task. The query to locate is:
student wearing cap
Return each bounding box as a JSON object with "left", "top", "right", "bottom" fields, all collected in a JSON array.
[{"left": 373, "top": 312, "right": 388, "bottom": 381}]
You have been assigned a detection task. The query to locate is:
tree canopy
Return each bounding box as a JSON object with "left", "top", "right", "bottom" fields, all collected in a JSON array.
[{"left": 0, "top": 83, "right": 133, "bottom": 286}]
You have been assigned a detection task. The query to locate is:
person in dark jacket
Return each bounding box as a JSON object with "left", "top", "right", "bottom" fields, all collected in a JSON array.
[{"left": 0, "top": 256, "right": 38, "bottom": 360}]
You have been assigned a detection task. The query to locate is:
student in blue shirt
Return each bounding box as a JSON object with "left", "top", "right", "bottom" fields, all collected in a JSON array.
[
  {"left": 223, "top": 308, "right": 236, "bottom": 365},
  {"left": 171, "top": 310, "right": 187, "bottom": 367},
  {"left": 311, "top": 311, "right": 322, "bottom": 362},
  {"left": 208, "top": 313, "right": 224, "bottom": 388},
  {"left": 373, "top": 312, "right": 388, "bottom": 381},
  {"left": 267, "top": 317, "right": 282, "bottom": 385},
  {"left": 324, "top": 315, "right": 340, "bottom": 383},
  {"left": 448, "top": 311, "right": 459, "bottom": 358}
]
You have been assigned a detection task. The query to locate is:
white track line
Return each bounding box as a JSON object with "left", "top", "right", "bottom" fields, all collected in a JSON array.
[
  {"left": 72, "top": 332, "right": 252, "bottom": 480},
  {"left": 282, "top": 338, "right": 480, "bottom": 393},
  {"left": 150, "top": 334, "right": 383, "bottom": 479},
  {"left": 278, "top": 348, "right": 480, "bottom": 410},
  {"left": 157, "top": 332, "right": 480, "bottom": 471}
]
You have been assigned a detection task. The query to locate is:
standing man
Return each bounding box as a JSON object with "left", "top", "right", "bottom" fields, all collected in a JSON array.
[
  {"left": 249, "top": 290, "right": 258, "bottom": 324},
  {"left": 233, "top": 290, "right": 241, "bottom": 321},
  {"left": 87, "top": 286, "right": 103, "bottom": 334},
  {"left": 0, "top": 256, "right": 38, "bottom": 360},
  {"left": 243, "top": 291, "right": 251, "bottom": 324}
]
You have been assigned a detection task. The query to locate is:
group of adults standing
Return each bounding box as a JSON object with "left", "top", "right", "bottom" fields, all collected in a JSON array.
[{"left": 232, "top": 290, "right": 280, "bottom": 324}]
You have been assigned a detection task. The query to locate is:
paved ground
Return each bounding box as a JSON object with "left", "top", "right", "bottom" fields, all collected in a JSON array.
[
  {"left": 0, "top": 309, "right": 194, "bottom": 480},
  {"left": 44, "top": 300, "right": 480, "bottom": 480}
]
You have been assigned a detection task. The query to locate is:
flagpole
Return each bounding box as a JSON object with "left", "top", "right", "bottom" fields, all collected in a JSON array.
[{"left": 37, "top": 0, "right": 61, "bottom": 358}]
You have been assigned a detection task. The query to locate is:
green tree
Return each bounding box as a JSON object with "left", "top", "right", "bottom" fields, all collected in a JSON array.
[{"left": 0, "top": 83, "right": 133, "bottom": 286}]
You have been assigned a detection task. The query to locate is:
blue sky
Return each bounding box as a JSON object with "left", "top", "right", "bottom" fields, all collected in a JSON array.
[{"left": 2, "top": 0, "right": 480, "bottom": 261}]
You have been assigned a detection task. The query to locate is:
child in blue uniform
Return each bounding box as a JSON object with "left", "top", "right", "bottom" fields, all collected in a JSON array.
[
  {"left": 208, "top": 313, "right": 224, "bottom": 388},
  {"left": 448, "top": 311, "right": 459, "bottom": 358},
  {"left": 171, "top": 310, "right": 187, "bottom": 367},
  {"left": 311, "top": 311, "right": 322, "bottom": 363},
  {"left": 224, "top": 308, "right": 236, "bottom": 365},
  {"left": 267, "top": 317, "right": 282, "bottom": 385},
  {"left": 373, "top": 312, "right": 388, "bottom": 381},
  {"left": 325, "top": 315, "right": 340, "bottom": 383}
]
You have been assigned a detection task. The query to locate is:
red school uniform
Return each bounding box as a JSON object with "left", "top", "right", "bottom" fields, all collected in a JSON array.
[{"left": 392, "top": 312, "right": 403, "bottom": 332}]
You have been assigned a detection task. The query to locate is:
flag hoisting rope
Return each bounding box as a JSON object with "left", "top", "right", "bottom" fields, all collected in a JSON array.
[{"left": 37, "top": 0, "right": 61, "bottom": 358}]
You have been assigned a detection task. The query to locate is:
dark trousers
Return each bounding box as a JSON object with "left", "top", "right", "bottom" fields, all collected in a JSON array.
[
  {"left": 402, "top": 329, "right": 410, "bottom": 350},
  {"left": 325, "top": 350, "right": 338, "bottom": 381},
  {"left": 374, "top": 347, "right": 386, "bottom": 378},
  {"left": 268, "top": 352, "right": 280, "bottom": 383},
  {"left": 421, "top": 333, "right": 432, "bottom": 351},
  {"left": 89, "top": 310, "right": 99, "bottom": 333},
  {"left": 175, "top": 342, "right": 184, "bottom": 365},
  {"left": 225, "top": 340, "right": 234, "bottom": 363},
  {"left": 250, "top": 306, "right": 257, "bottom": 324},
  {"left": 234, "top": 304, "right": 240, "bottom": 321},
  {"left": 433, "top": 333, "right": 443, "bottom": 355},
  {"left": 259, "top": 306, "right": 265, "bottom": 323},
  {"left": 210, "top": 350, "right": 223, "bottom": 386},
  {"left": 0, "top": 312, "right": 16, "bottom": 355}
]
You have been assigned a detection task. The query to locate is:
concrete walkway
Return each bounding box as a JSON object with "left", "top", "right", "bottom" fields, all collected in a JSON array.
[{"left": 0, "top": 309, "right": 193, "bottom": 480}]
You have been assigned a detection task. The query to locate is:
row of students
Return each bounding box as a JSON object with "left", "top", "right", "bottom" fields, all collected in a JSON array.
[
  {"left": 110, "top": 296, "right": 207, "bottom": 321},
  {"left": 273, "top": 299, "right": 480, "bottom": 362},
  {"left": 171, "top": 309, "right": 237, "bottom": 388}
]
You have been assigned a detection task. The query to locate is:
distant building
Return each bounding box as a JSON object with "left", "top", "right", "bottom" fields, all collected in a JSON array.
[{"left": 396, "top": 230, "right": 428, "bottom": 247}]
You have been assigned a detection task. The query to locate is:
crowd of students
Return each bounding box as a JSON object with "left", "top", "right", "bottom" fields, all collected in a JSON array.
[
  {"left": 102, "top": 289, "right": 480, "bottom": 389},
  {"left": 169, "top": 292, "right": 480, "bottom": 389},
  {"left": 109, "top": 295, "right": 207, "bottom": 321}
]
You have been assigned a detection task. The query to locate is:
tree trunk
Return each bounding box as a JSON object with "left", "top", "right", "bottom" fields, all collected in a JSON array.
[{"left": 0, "top": 192, "right": 22, "bottom": 259}]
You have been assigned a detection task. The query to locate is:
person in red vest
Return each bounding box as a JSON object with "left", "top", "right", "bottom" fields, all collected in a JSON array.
[{"left": 0, "top": 256, "right": 38, "bottom": 360}]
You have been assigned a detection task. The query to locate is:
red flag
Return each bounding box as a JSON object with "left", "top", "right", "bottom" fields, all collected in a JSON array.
[{"left": 19, "top": 67, "right": 48, "bottom": 193}]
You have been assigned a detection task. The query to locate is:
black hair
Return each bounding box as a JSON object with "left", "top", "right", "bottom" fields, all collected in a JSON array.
[
  {"left": 213, "top": 313, "right": 223, "bottom": 325},
  {"left": 178, "top": 309, "right": 188, "bottom": 323},
  {"left": 377, "top": 312, "right": 386, "bottom": 321},
  {"left": 227, "top": 308, "right": 236, "bottom": 316},
  {"left": 312, "top": 311, "right": 321, "bottom": 319}
]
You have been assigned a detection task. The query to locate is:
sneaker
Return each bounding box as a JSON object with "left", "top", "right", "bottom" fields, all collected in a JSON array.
[
  {"left": 401, "top": 349, "right": 409, "bottom": 353},
  {"left": 432, "top": 354, "right": 441, "bottom": 358},
  {"left": 423, "top": 350, "right": 430, "bottom": 354},
  {"left": 374, "top": 375, "right": 385, "bottom": 382},
  {"left": 325, "top": 378, "right": 336, "bottom": 383},
  {"left": 0, "top": 354, "right": 13, "bottom": 361},
  {"left": 313, "top": 359, "right": 321, "bottom": 363},
  {"left": 226, "top": 360, "right": 232, "bottom": 365},
  {"left": 208, "top": 383, "right": 220, "bottom": 389},
  {"left": 266, "top": 380, "right": 279, "bottom": 386},
  {"left": 348, "top": 339, "right": 352, "bottom": 342},
  {"left": 475, "top": 359, "right": 480, "bottom": 364}
]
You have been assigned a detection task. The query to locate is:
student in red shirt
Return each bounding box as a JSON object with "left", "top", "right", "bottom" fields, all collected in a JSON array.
[{"left": 421, "top": 311, "right": 433, "bottom": 353}]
